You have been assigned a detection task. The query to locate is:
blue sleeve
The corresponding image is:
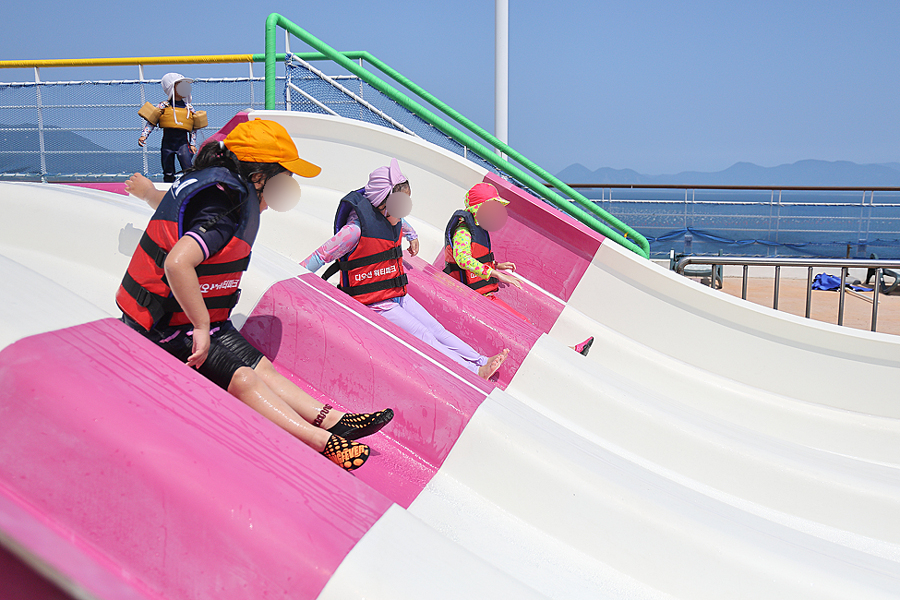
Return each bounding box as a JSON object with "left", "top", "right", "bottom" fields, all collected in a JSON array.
[
  {"left": 181, "top": 186, "right": 240, "bottom": 260},
  {"left": 302, "top": 254, "right": 327, "bottom": 273}
]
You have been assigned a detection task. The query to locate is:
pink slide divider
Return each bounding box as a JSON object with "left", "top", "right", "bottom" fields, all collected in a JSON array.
[
  {"left": 402, "top": 256, "right": 542, "bottom": 390},
  {"left": 58, "top": 182, "right": 129, "bottom": 195},
  {"left": 0, "top": 318, "right": 392, "bottom": 600},
  {"left": 240, "top": 273, "right": 494, "bottom": 507},
  {"left": 0, "top": 492, "right": 155, "bottom": 600},
  {"left": 200, "top": 111, "right": 250, "bottom": 149},
  {"left": 431, "top": 174, "right": 603, "bottom": 334}
]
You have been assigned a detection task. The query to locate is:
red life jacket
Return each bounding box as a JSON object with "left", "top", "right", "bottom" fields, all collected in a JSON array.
[
  {"left": 443, "top": 209, "right": 499, "bottom": 295},
  {"left": 116, "top": 167, "right": 259, "bottom": 331},
  {"left": 335, "top": 190, "right": 407, "bottom": 305}
]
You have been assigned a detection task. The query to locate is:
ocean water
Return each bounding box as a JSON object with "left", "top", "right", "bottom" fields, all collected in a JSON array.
[{"left": 586, "top": 188, "right": 900, "bottom": 259}]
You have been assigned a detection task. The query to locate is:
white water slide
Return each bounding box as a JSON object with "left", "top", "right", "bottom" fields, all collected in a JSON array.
[{"left": 1, "top": 111, "right": 899, "bottom": 599}]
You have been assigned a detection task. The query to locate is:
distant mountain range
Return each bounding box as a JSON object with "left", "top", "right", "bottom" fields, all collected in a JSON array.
[
  {"left": 3, "top": 122, "right": 899, "bottom": 189},
  {"left": 556, "top": 160, "right": 900, "bottom": 187}
]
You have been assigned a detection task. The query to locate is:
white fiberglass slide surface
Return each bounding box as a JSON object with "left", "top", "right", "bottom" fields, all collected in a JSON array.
[
  {"left": 2, "top": 110, "right": 900, "bottom": 598},
  {"left": 265, "top": 111, "right": 900, "bottom": 598}
]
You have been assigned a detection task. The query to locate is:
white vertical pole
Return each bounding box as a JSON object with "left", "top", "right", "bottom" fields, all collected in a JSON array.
[
  {"left": 249, "top": 61, "right": 255, "bottom": 108},
  {"left": 285, "top": 31, "right": 291, "bottom": 111},
  {"left": 495, "top": 0, "right": 509, "bottom": 156},
  {"left": 138, "top": 64, "right": 149, "bottom": 176},
  {"left": 34, "top": 67, "right": 47, "bottom": 181}
]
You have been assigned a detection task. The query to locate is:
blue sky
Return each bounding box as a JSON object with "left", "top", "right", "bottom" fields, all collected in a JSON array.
[{"left": 2, "top": 0, "right": 899, "bottom": 176}]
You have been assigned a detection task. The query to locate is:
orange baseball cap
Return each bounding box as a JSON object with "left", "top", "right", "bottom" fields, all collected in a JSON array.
[{"left": 223, "top": 118, "right": 321, "bottom": 178}]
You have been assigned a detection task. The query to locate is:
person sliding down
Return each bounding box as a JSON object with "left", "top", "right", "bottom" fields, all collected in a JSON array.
[
  {"left": 119, "top": 119, "right": 392, "bottom": 471},
  {"left": 444, "top": 182, "right": 594, "bottom": 356},
  {"left": 301, "top": 159, "right": 509, "bottom": 379}
]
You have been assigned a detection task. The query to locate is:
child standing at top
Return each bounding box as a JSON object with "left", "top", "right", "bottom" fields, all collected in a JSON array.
[{"left": 138, "top": 72, "right": 205, "bottom": 182}]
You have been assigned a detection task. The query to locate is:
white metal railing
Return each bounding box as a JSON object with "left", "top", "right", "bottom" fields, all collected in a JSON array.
[
  {"left": 0, "top": 70, "right": 275, "bottom": 181},
  {"left": 675, "top": 256, "right": 900, "bottom": 332},
  {"left": 285, "top": 53, "right": 417, "bottom": 136}
]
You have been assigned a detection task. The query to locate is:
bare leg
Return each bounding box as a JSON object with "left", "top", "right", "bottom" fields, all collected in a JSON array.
[
  {"left": 227, "top": 366, "right": 332, "bottom": 451},
  {"left": 252, "top": 357, "right": 345, "bottom": 429},
  {"left": 478, "top": 348, "right": 509, "bottom": 379}
]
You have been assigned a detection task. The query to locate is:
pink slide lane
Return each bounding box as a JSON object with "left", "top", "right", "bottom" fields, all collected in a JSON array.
[
  {"left": 59, "top": 182, "right": 129, "bottom": 195},
  {"left": 0, "top": 318, "right": 393, "bottom": 600},
  {"left": 432, "top": 173, "right": 605, "bottom": 334},
  {"left": 240, "top": 273, "right": 494, "bottom": 508},
  {"left": 402, "top": 255, "right": 542, "bottom": 390}
]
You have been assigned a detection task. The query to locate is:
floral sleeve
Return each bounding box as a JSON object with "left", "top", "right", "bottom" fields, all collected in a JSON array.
[
  {"left": 400, "top": 218, "right": 418, "bottom": 241},
  {"left": 300, "top": 211, "right": 363, "bottom": 271},
  {"left": 140, "top": 101, "right": 168, "bottom": 139},
  {"left": 451, "top": 227, "right": 493, "bottom": 280}
]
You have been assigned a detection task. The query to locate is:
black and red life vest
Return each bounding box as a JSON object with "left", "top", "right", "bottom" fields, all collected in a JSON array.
[
  {"left": 116, "top": 167, "right": 259, "bottom": 331},
  {"left": 334, "top": 190, "right": 407, "bottom": 305},
  {"left": 443, "top": 209, "right": 499, "bottom": 295}
]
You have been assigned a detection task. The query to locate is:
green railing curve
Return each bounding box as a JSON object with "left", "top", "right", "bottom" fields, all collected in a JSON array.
[{"left": 264, "top": 13, "right": 650, "bottom": 258}]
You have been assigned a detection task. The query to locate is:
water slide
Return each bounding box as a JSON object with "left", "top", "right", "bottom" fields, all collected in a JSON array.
[{"left": 2, "top": 110, "right": 900, "bottom": 599}]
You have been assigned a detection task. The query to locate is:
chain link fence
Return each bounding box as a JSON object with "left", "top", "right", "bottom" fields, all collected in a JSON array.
[
  {"left": 588, "top": 187, "right": 900, "bottom": 259},
  {"left": 0, "top": 76, "right": 283, "bottom": 181},
  {"left": 3, "top": 61, "right": 899, "bottom": 259},
  {"left": 285, "top": 54, "right": 505, "bottom": 179}
]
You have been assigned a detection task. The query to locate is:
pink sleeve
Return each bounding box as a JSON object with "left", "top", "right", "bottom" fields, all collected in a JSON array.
[
  {"left": 300, "top": 212, "right": 362, "bottom": 269},
  {"left": 401, "top": 219, "right": 418, "bottom": 241}
]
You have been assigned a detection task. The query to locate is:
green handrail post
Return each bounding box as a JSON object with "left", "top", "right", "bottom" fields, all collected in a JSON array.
[
  {"left": 358, "top": 51, "right": 650, "bottom": 257},
  {"left": 264, "top": 13, "right": 650, "bottom": 258}
]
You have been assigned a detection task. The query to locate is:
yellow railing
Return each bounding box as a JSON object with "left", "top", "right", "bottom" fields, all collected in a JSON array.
[{"left": 0, "top": 54, "right": 282, "bottom": 69}]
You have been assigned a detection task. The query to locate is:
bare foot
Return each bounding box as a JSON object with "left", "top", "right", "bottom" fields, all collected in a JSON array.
[{"left": 478, "top": 348, "right": 509, "bottom": 379}]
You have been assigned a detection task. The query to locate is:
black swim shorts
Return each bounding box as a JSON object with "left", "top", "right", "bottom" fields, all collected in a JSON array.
[{"left": 121, "top": 315, "right": 265, "bottom": 390}]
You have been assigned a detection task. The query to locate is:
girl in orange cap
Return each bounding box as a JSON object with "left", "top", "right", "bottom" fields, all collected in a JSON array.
[{"left": 121, "top": 119, "right": 392, "bottom": 471}]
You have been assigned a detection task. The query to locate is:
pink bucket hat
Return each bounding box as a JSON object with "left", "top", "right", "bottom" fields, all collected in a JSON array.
[
  {"left": 364, "top": 158, "right": 408, "bottom": 206},
  {"left": 464, "top": 182, "right": 509, "bottom": 211}
]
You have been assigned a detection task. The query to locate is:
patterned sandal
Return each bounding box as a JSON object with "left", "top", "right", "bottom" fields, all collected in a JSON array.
[
  {"left": 327, "top": 408, "right": 394, "bottom": 441},
  {"left": 321, "top": 434, "right": 369, "bottom": 471}
]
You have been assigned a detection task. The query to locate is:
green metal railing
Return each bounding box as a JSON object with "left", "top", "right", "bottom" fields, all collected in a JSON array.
[{"left": 263, "top": 13, "right": 650, "bottom": 258}]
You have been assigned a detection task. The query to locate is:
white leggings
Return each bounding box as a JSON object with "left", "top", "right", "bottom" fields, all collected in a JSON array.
[{"left": 376, "top": 295, "right": 487, "bottom": 373}]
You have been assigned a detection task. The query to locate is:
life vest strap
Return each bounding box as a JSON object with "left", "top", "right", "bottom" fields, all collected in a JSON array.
[
  {"left": 140, "top": 234, "right": 251, "bottom": 276},
  {"left": 339, "top": 246, "right": 403, "bottom": 272},
  {"left": 321, "top": 261, "right": 341, "bottom": 281},
  {"left": 140, "top": 234, "right": 169, "bottom": 269},
  {"left": 344, "top": 274, "right": 408, "bottom": 298},
  {"left": 468, "top": 277, "right": 498, "bottom": 291},
  {"left": 121, "top": 270, "right": 241, "bottom": 325},
  {"left": 121, "top": 270, "right": 170, "bottom": 325}
]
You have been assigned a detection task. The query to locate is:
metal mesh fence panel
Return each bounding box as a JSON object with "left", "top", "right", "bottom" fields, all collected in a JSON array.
[
  {"left": 589, "top": 188, "right": 900, "bottom": 259},
  {"left": 2, "top": 64, "right": 899, "bottom": 259},
  {"left": 285, "top": 55, "right": 503, "bottom": 177},
  {"left": 0, "top": 77, "right": 284, "bottom": 181}
]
